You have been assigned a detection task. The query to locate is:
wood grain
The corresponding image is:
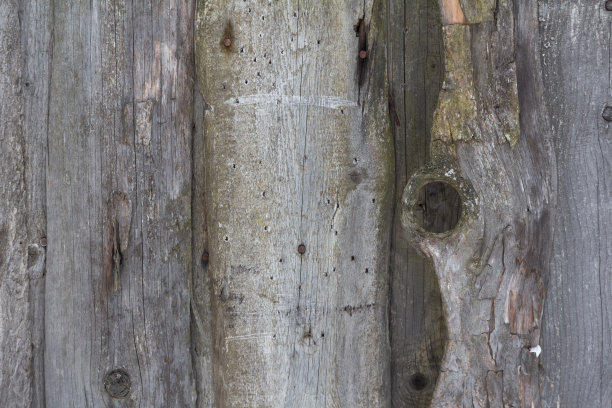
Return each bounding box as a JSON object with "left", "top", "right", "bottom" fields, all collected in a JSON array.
[
  {"left": 195, "top": 0, "right": 393, "bottom": 406},
  {"left": 400, "top": 0, "right": 555, "bottom": 406},
  {"left": 539, "top": 1, "right": 612, "bottom": 406},
  {"left": 44, "top": 1, "right": 196, "bottom": 406},
  {"left": 386, "top": 0, "right": 447, "bottom": 406}
]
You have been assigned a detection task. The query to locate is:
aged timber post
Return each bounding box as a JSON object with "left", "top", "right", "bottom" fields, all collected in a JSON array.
[
  {"left": 400, "top": 0, "right": 554, "bottom": 406},
  {"left": 195, "top": 0, "right": 393, "bottom": 406},
  {"left": 44, "top": 1, "right": 197, "bottom": 406}
]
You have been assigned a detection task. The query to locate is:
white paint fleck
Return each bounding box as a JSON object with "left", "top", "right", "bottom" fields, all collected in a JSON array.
[{"left": 529, "top": 345, "right": 542, "bottom": 357}]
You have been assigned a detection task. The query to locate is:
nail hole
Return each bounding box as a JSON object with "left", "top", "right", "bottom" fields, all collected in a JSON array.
[
  {"left": 298, "top": 244, "right": 306, "bottom": 254},
  {"left": 408, "top": 372, "right": 428, "bottom": 391},
  {"left": 413, "top": 181, "right": 462, "bottom": 233},
  {"left": 365, "top": 268, "right": 368, "bottom": 273},
  {"left": 104, "top": 369, "right": 131, "bottom": 399},
  {"left": 351, "top": 256, "right": 355, "bottom": 261},
  {"left": 603, "top": 105, "right": 612, "bottom": 121}
]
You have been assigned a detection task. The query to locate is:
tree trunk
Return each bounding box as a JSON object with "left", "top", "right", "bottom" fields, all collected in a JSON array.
[
  {"left": 0, "top": 0, "right": 610, "bottom": 407},
  {"left": 195, "top": 0, "right": 393, "bottom": 406}
]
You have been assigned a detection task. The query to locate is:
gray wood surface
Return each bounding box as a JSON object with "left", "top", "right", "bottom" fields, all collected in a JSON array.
[
  {"left": 0, "top": 1, "right": 51, "bottom": 406},
  {"left": 44, "top": 1, "right": 196, "bottom": 406},
  {"left": 399, "top": 0, "right": 555, "bottom": 406},
  {"left": 195, "top": 0, "right": 393, "bottom": 406},
  {"left": 1, "top": 0, "right": 610, "bottom": 407},
  {"left": 539, "top": 1, "right": 612, "bottom": 406},
  {"left": 386, "top": 0, "right": 447, "bottom": 406}
]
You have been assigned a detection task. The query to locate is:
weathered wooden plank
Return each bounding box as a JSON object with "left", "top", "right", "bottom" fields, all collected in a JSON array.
[
  {"left": 195, "top": 0, "right": 393, "bottom": 406},
  {"left": 0, "top": 1, "right": 38, "bottom": 406},
  {"left": 386, "top": 0, "right": 447, "bottom": 406},
  {"left": 539, "top": 1, "right": 612, "bottom": 406},
  {"left": 191, "top": 81, "right": 216, "bottom": 407},
  {"left": 45, "top": 1, "right": 196, "bottom": 406},
  {"left": 400, "top": 0, "right": 555, "bottom": 406},
  {"left": 0, "top": 0, "right": 52, "bottom": 405},
  {"left": 20, "top": 0, "right": 54, "bottom": 406}
]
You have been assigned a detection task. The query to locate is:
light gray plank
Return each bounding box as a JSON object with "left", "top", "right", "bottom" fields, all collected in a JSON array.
[{"left": 45, "top": 1, "right": 196, "bottom": 406}]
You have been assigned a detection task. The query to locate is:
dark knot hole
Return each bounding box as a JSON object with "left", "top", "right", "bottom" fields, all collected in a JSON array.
[
  {"left": 408, "top": 372, "right": 429, "bottom": 391},
  {"left": 413, "top": 181, "right": 462, "bottom": 233}
]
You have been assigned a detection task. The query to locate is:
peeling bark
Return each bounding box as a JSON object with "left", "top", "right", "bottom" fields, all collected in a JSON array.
[{"left": 401, "top": 1, "right": 554, "bottom": 406}]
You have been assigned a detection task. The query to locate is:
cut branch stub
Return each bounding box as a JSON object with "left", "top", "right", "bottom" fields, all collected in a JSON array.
[{"left": 401, "top": 165, "right": 478, "bottom": 245}]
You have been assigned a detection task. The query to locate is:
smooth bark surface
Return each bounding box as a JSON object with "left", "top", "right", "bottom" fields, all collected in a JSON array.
[{"left": 195, "top": 0, "right": 393, "bottom": 406}]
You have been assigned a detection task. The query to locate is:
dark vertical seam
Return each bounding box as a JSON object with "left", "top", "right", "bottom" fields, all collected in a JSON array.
[
  {"left": 129, "top": 1, "right": 144, "bottom": 406},
  {"left": 42, "top": 0, "right": 55, "bottom": 406}
]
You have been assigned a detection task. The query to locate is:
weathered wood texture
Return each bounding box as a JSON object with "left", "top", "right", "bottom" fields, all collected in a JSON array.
[
  {"left": 386, "top": 0, "right": 447, "bottom": 406},
  {"left": 45, "top": 1, "right": 197, "bottom": 406},
  {"left": 195, "top": 0, "right": 393, "bottom": 406},
  {"left": 401, "top": 0, "right": 555, "bottom": 406},
  {"left": 0, "top": 0, "right": 50, "bottom": 406},
  {"left": 539, "top": 1, "right": 612, "bottom": 406},
  {"left": 192, "top": 79, "right": 216, "bottom": 407}
]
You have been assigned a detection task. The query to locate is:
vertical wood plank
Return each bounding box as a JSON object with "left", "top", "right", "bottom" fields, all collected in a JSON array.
[
  {"left": 196, "top": 0, "right": 393, "bottom": 406},
  {"left": 387, "top": 0, "right": 446, "bottom": 405},
  {"left": 0, "top": 1, "right": 44, "bottom": 406},
  {"left": 540, "top": 1, "right": 612, "bottom": 406},
  {"left": 20, "top": 0, "right": 54, "bottom": 405},
  {"left": 45, "top": 1, "right": 196, "bottom": 406}
]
